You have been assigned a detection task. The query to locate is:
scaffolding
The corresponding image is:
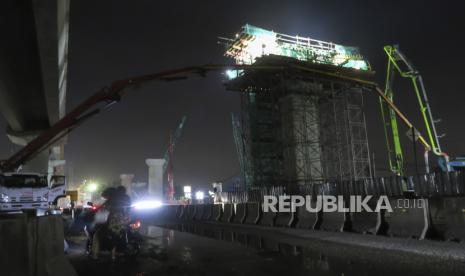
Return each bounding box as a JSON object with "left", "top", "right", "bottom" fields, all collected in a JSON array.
[
  {"left": 241, "top": 90, "right": 284, "bottom": 187},
  {"left": 280, "top": 92, "right": 324, "bottom": 189},
  {"left": 223, "top": 25, "right": 373, "bottom": 191},
  {"left": 320, "top": 85, "right": 372, "bottom": 182},
  {"left": 231, "top": 113, "right": 253, "bottom": 190},
  {"left": 226, "top": 59, "right": 373, "bottom": 191}
]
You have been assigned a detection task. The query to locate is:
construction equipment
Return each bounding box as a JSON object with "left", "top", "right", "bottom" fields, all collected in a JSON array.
[
  {"left": 0, "top": 66, "right": 208, "bottom": 173},
  {"left": 379, "top": 46, "right": 405, "bottom": 175},
  {"left": 0, "top": 61, "right": 435, "bottom": 186},
  {"left": 0, "top": 173, "right": 66, "bottom": 213},
  {"left": 379, "top": 45, "right": 452, "bottom": 174},
  {"left": 162, "top": 116, "right": 187, "bottom": 201},
  {"left": 0, "top": 62, "right": 372, "bottom": 174}
]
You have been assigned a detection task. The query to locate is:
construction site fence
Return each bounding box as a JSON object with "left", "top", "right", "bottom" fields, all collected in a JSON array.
[{"left": 219, "top": 170, "right": 465, "bottom": 203}]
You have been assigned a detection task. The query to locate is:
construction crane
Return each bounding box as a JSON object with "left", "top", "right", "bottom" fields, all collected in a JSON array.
[
  {"left": 379, "top": 45, "right": 450, "bottom": 175},
  {"left": 162, "top": 116, "right": 187, "bottom": 201}
]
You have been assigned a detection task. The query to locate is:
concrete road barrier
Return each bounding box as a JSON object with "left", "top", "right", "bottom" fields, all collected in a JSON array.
[
  {"left": 295, "top": 205, "right": 320, "bottom": 229},
  {"left": 35, "top": 216, "right": 67, "bottom": 276},
  {"left": 202, "top": 204, "right": 213, "bottom": 220},
  {"left": 244, "top": 202, "right": 260, "bottom": 224},
  {"left": 170, "top": 205, "right": 179, "bottom": 220},
  {"left": 233, "top": 203, "right": 246, "bottom": 224},
  {"left": 164, "top": 205, "right": 178, "bottom": 221},
  {"left": 429, "top": 197, "right": 465, "bottom": 241},
  {"left": 275, "top": 210, "right": 294, "bottom": 227},
  {"left": 177, "top": 205, "right": 186, "bottom": 219},
  {"left": 194, "top": 205, "right": 204, "bottom": 220},
  {"left": 319, "top": 211, "right": 349, "bottom": 232},
  {"left": 210, "top": 204, "right": 222, "bottom": 221},
  {"left": 0, "top": 214, "right": 30, "bottom": 276},
  {"left": 221, "top": 204, "right": 236, "bottom": 241},
  {"left": 186, "top": 205, "right": 196, "bottom": 220},
  {"left": 160, "top": 205, "right": 180, "bottom": 228},
  {"left": 275, "top": 202, "right": 297, "bottom": 227},
  {"left": 0, "top": 214, "right": 77, "bottom": 276},
  {"left": 259, "top": 205, "right": 276, "bottom": 226},
  {"left": 221, "top": 203, "right": 235, "bottom": 223},
  {"left": 350, "top": 199, "right": 380, "bottom": 234},
  {"left": 384, "top": 198, "right": 430, "bottom": 239}
]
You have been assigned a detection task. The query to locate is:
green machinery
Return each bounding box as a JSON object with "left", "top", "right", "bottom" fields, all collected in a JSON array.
[{"left": 379, "top": 45, "right": 447, "bottom": 175}]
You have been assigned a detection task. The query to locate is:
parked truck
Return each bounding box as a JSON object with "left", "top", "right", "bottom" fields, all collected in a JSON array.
[{"left": 0, "top": 173, "right": 66, "bottom": 213}]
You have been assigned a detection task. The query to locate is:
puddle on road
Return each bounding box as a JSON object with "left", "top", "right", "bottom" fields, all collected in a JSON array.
[
  {"left": 138, "top": 225, "right": 449, "bottom": 276},
  {"left": 67, "top": 224, "right": 449, "bottom": 276},
  {"left": 138, "top": 226, "right": 352, "bottom": 276}
]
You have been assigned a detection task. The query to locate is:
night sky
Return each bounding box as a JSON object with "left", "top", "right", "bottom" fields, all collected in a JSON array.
[{"left": 1, "top": 0, "right": 465, "bottom": 191}]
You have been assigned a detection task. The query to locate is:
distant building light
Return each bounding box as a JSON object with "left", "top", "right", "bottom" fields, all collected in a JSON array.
[
  {"left": 226, "top": 70, "right": 237, "bottom": 79},
  {"left": 195, "top": 191, "right": 204, "bottom": 200},
  {"left": 87, "top": 182, "right": 98, "bottom": 192},
  {"left": 184, "top": 185, "right": 192, "bottom": 199}
]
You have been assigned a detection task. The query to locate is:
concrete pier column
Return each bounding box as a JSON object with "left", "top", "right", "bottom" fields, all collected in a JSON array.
[
  {"left": 19, "top": 150, "right": 49, "bottom": 174},
  {"left": 49, "top": 145, "right": 65, "bottom": 176},
  {"left": 146, "top": 159, "right": 165, "bottom": 201},
  {"left": 120, "top": 174, "right": 134, "bottom": 196}
]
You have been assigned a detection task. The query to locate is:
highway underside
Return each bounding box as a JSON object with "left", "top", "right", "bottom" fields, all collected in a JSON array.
[{"left": 65, "top": 218, "right": 465, "bottom": 276}]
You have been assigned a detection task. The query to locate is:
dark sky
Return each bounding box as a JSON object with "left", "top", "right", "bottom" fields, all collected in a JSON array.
[{"left": 1, "top": 0, "right": 465, "bottom": 190}]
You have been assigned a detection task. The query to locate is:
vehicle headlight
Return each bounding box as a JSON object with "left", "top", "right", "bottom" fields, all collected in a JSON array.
[
  {"left": 1, "top": 193, "right": 9, "bottom": 203},
  {"left": 131, "top": 200, "right": 162, "bottom": 210}
]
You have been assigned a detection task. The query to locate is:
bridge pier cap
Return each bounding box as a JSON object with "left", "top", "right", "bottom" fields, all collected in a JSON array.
[{"left": 120, "top": 173, "right": 134, "bottom": 197}]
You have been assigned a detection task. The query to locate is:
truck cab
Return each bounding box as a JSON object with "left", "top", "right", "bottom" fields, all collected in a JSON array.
[{"left": 0, "top": 173, "right": 66, "bottom": 213}]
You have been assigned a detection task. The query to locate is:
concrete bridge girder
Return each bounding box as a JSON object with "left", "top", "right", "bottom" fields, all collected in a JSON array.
[{"left": 0, "top": 0, "right": 69, "bottom": 173}]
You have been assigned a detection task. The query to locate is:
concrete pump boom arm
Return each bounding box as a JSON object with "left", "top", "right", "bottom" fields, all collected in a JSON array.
[
  {"left": 0, "top": 63, "right": 430, "bottom": 172},
  {"left": 0, "top": 65, "right": 278, "bottom": 172}
]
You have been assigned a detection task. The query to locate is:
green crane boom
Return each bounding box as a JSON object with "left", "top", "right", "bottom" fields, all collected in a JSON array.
[
  {"left": 380, "top": 46, "right": 404, "bottom": 175},
  {"left": 380, "top": 45, "right": 447, "bottom": 175}
]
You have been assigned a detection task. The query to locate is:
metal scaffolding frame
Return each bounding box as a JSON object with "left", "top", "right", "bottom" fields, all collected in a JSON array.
[
  {"left": 279, "top": 92, "right": 324, "bottom": 189},
  {"left": 231, "top": 112, "right": 254, "bottom": 190},
  {"left": 319, "top": 84, "right": 372, "bottom": 182},
  {"left": 226, "top": 61, "right": 373, "bottom": 190},
  {"left": 241, "top": 90, "right": 284, "bottom": 187}
]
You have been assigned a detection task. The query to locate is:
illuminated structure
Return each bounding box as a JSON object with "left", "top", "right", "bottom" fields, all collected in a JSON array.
[
  {"left": 223, "top": 25, "right": 373, "bottom": 190},
  {"left": 223, "top": 24, "right": 370, "bottom": 72}
]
